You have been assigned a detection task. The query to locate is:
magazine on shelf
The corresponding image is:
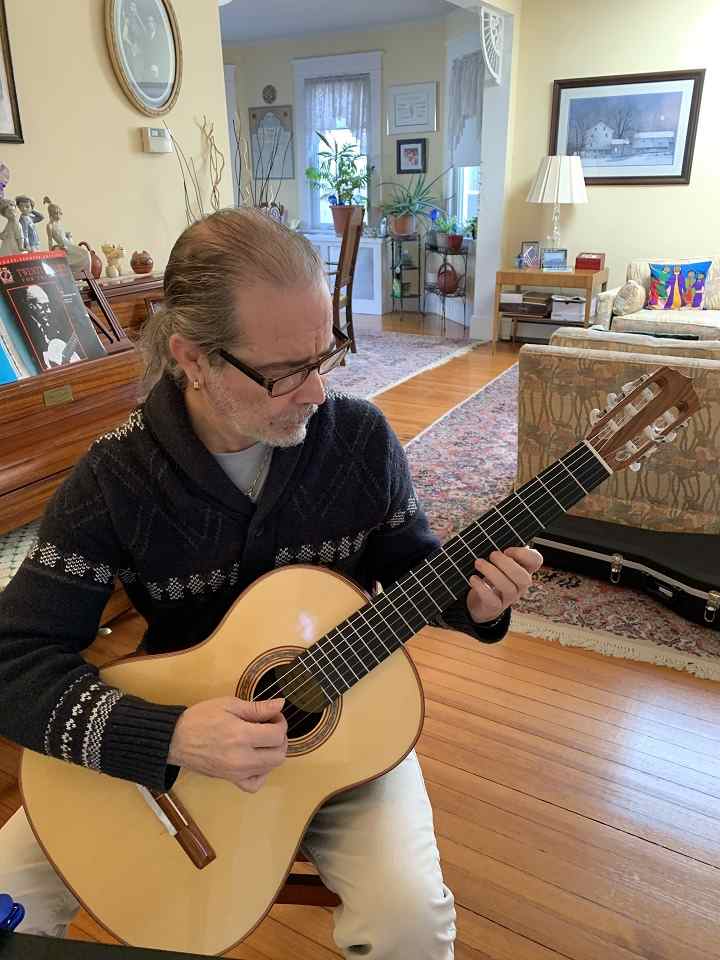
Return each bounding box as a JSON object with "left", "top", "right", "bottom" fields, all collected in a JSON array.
[{"left": 0, "top": 250, "right": 105, "bottom": 374}]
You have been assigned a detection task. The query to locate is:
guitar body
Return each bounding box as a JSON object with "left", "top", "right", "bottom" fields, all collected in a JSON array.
[{"left": 20, "top": 566, "right": 424, "bottom": 955}]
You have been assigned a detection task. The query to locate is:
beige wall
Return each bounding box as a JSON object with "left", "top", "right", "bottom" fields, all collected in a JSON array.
[
  {"left": 223, "top": 19, "right": 449, "bottom": 221},
  {"left": 504, "top": 0, "right": 718, "bottom": 286},
  {"left": 5, "top": 0, "right": 232, "bottom": 271}
]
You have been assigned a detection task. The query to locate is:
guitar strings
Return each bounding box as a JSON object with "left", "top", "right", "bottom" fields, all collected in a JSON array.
[
  {"left": 273, "top": 435, "right": 618, "bottom": 732},
  {"left": 256, "top": 432, "right": 621, "bottom": 727},
  {"left": 260, "top": 434, "right": 617, "bottom": 728}
]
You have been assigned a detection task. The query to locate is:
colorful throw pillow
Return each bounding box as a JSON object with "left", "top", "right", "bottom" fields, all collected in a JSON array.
[
  {"left": 647, "top": 261, "right": 712, "bottom": 311},
  {"left": 612, "top": 280, "right": 646, "bottom": 316}
]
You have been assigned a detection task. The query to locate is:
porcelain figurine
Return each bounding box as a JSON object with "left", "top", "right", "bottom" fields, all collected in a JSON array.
[
  {"left": 43, "top": 197, "right": 91, "bottom": 276},
  {"left": 0, "top": 199, "right": 24, "bottom": 255},
  {"left": 101, "top": 243, "right": 126, "bottom": 278},
  {"left": 15, "top": 195, "right": 44, "bottom": 252}
]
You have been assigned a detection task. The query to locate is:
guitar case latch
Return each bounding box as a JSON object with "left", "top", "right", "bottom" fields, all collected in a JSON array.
[
  {"left": 610, "top": 553, "right": 624, "bottom": 584},
  {"left": 705, "top": 591, "right": 720, "bottom": 624}
]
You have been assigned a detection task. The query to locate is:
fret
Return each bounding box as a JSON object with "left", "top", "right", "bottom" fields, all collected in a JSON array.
[
  {"left": 294, "top": 441, "right": 613, "bottom": 703},
  {"left": 490, "top": 505, "right": 526, "bottom": 546},
  {"left": 421, "top": 557, "right": 458, "bottom": 604},
  {"left": 510, "top": 488, "right": 547, "bottom": 530},
  {"left": 533, "top": 475, "right": 565, "bottom": 512},
  {"left": 408, "top": 569, "right": 443, "bottom": 612},
  {"left": 558, "top": 456, "right": 590, "bottom": 495}
]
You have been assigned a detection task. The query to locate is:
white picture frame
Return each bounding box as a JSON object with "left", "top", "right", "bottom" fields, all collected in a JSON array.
[{"left": 386, "top": 82, "right": 437, "bottom": 135}]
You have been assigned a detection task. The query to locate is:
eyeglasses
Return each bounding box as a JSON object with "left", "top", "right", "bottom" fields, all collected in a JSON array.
[{"left": 218, "top": 326, "right": 351, "bottom": 398}]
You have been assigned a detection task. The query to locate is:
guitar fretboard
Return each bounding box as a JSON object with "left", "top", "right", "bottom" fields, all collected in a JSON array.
[{"left": 294, "top": 441, "right": 610, "bottom": 700}]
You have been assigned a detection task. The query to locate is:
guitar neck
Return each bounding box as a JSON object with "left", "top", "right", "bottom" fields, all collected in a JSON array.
[{"left": 296, "top": 440, "right": 611, "bottom": 700}]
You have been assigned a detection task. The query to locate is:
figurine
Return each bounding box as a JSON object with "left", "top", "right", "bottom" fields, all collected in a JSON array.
[
  {"left": 0, "top": 163, "right": 9, "bottom": 199},
  {"left": 130, "top": 249, "right": 153, "bottom": 274},
  {"left": 42, "top": 196, "right": 92, "bottom": 276},
  {"left": 101, "top": 243, "right": 126, "bottom": 278},
  {"left": 15, "top": 195, "right": 44, "bottom": 251},
  {"left": 0, "top": 198, "right": 24, "bottom": 255}
]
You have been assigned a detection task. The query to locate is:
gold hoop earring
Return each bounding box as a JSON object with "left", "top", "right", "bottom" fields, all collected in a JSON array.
[{"left": 192, "top": 379, "right": 200, "bottom": 391}]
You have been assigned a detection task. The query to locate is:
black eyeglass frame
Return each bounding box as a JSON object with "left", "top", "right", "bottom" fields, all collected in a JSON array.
[{"left": 218, "top": 326, "right": 351, "bottom": 398}]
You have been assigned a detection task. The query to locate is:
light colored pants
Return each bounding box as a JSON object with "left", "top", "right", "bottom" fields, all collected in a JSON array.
[{"left": 0, "top": 751, "right": 455, "bottom": 958}]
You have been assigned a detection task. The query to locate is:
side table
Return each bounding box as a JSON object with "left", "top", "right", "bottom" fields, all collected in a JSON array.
[{"left": 492, "top": 267, "right": 609, "bottom": 347}]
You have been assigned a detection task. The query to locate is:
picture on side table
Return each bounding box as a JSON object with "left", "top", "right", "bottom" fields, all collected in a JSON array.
[{"left": 540, "top": 248, "right": 568, "bottom": 272}]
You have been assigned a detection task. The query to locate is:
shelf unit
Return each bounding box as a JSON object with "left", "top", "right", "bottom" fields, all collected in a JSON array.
[
  {"left": 390, "top": 235, "right": 424, "bottom": 315},
  {"left": 423, "top": 243, "right": 470, "bottom": 333}
]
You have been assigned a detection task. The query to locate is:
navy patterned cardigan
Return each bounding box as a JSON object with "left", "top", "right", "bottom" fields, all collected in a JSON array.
[{"left": 0, "top": 375, "right": 509, "bottom": 791}]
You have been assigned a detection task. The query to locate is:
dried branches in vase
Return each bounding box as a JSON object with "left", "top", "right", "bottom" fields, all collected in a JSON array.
[
  {"left": 232, "top": 114, "right": 292, "bottom": 216},
  {"left": 165, "top": 115, "right": 226, "bottom": 226}
]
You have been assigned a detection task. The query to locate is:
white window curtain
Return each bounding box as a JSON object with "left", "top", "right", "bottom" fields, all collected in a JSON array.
[
  {"left": 448, "top": 51, "right": 484, "bottom": 166},
  {"left": 305, "top": 74, "right": 370, "bottom": 227}
]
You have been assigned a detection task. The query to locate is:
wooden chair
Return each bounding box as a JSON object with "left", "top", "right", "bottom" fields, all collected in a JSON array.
[
  {"left": 276, "top": 850, "right": 340, "bottom": 907},
  {"left": 327, "top": 206, "right": 364, "bottom": 355}
]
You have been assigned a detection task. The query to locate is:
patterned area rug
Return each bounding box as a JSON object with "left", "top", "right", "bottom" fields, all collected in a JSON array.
[
  {"left": 406, "top": 364, "right": 720, "bottom": 681},
  {"left": 325, "top": 331, "right": 476, "bottom": 399}
]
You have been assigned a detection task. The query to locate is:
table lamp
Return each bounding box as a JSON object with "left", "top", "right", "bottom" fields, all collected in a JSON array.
[{"left": 526, "top": 155, "right": 587, "bottom": 249}]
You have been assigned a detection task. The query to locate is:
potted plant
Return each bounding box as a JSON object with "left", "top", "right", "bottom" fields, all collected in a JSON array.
[
  {"left": 305, "top": 132, "right": 370, "bottom": 236},
  {"left": 380, "top": 171, "right": 448, "bottom": 238},
  {"left": 434, "top": 214, "right": 457, "bottom": 250}
]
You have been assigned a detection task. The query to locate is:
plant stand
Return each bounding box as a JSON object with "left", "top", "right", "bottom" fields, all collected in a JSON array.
[
  {"left": 423, "top": 242, "right": 469, "bottom": 335},
  {"left": 390, "top": 235, "right": 424, "bottom": 316}
]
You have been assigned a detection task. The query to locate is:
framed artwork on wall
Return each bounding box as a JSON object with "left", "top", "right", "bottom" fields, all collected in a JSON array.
[
  {"left": 105, "top": 0, "right": 183, "bottom": 117},
  {"left": 386, "top": 82, "right": 437, "bottom": 134},
  {"left": 396, "top": 138, "right": 427, "bottom": 174},
  {"left": 248, "top": 105, "right": 294, "bottom": 180},
  {"left": 0, "top": 0, "right": 23, "bottom": 143},
  {"left": 549, "top": 69, "right": 705, "bottom": 186}
]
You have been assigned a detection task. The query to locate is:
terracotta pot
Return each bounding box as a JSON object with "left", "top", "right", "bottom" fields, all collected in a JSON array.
[
  {"left": 447, "top": 233, "right": 464, "bottom": 253},
  {"left": 389, "top": 212, "right": 416, "bottom": 237},
  {"left": 330, "top": 204, "right": 364, "bottom": 237},
  {"left": 78, "top": 241, "right": 102, "bottom": 279},
  {"left": 436, "top": 263, "right": 459, "bottom": 295},
  {"left": 131, "top": 250, "right": 154, "bottom": 275}
]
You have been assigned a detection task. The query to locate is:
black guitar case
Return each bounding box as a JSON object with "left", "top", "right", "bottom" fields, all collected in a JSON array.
[{"left": 531, "top": 515, "right": 720, "bottom": 630}]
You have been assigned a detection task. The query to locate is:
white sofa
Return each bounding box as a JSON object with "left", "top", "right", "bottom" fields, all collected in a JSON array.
[{"left": 596, "top": 255, "right": 720, "bottom": 339}]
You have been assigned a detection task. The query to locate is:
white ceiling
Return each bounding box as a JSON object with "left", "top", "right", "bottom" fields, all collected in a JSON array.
[{"left": 219, "top": 0, "right": 458, "bottom": 44}]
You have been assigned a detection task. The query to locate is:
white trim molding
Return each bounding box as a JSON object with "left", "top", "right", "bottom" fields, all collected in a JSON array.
[{"left": 293, "top": 51, "right": 382, "bottom": 228}]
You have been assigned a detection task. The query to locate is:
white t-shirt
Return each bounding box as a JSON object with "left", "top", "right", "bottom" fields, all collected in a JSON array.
[{"left": 212, "top": 443, "right": 272, "bottom": 502}]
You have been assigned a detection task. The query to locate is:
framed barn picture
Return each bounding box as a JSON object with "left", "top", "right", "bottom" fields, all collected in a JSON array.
[{"left": 549, "top": 69, "right": 705, "bottom": 185}]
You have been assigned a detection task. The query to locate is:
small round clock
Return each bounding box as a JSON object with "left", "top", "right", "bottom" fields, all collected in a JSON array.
[{"left": 262, "top": 84, "right": 277, "bottom": 104}]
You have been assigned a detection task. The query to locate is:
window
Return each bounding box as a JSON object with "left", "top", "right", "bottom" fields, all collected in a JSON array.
[
  {"left": 293, "top": 52, "right": 381, "bottom": 231},
  {"left": 305, "top": 74, "right": 370, "bottom": 229},
  {"left": 453, "top": 165, "right": 481, "bottom": 227}
]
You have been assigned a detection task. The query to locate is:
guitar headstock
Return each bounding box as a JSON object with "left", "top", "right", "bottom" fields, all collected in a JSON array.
[{"left": 585, "top": 366, "right": 700, "bottom": 473}]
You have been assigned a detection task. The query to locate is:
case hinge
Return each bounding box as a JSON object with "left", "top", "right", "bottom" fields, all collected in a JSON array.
[
  {"left": 610, "top": 553, "right": 624, "bottom": 584},
  {"left": 704, "top": 591, "right": 720, "bottom": 624}
]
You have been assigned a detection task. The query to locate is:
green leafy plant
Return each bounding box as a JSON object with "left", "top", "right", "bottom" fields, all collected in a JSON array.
[
  {"left": 380, "top": 170, "right": 450, "bottom": 222},
  {"left": 464, "top": 216, "right": 477, "bottom": 239},
  {"left": 434, "top": 213, "right": 458, "bottom": 235},
  {"left": 305, "top": 132, "right": 370, "bottom": 205}
]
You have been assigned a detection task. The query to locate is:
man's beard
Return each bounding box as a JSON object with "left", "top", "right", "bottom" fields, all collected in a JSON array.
[{"left": 207, "top": 376, "right": 318, "bottom": 448}]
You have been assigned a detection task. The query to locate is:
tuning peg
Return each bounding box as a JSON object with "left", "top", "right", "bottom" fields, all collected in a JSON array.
[
  {"left": 665, "top": 430, "right": 678, "bottom": 443},
  {"left": 629, "top": 461, "right": 642, "bottom": 472},
  {"left": 589, "top": 408, "right": 604, "bottom": 424},
  {"left": 622, "top": 378, "right": 641, "bottom": 393},
  {"left": 607, "top": 392, "right": 620, "bottom": 408}
]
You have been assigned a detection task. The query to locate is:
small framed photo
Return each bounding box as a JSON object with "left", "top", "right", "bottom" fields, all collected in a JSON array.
[
  {"left": 396, "top": 138, "right": 427, "bottom": 174},
  {"left": 541, "top": 248, "right": 569, "bottom": 272},
  {"left": 520, "top": 240, "right": 540, "bottom": 268}
]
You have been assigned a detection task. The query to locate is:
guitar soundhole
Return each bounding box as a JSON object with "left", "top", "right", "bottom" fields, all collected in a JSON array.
[
  {"left": 237, "top": 647, "right": 342, "bottom": 756},
  {"left": 254, "top": 665, "right": 325, "bottom": 739}
]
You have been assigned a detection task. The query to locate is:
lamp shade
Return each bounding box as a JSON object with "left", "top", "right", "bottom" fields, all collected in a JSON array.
[{"left": 526, "top": 155, "right": 588, "bottom": 205}]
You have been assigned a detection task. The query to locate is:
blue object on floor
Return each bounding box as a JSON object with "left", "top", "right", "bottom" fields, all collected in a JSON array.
[{"left": 0, "top": 895, "right": 24, "bottom": 931}]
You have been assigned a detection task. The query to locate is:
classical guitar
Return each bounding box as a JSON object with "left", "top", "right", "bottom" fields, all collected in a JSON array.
[{"left": 21, "top": 366, "right": 699, "bottom": 954}]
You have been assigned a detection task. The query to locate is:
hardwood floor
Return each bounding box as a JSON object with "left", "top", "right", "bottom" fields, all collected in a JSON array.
[{"left": 2, "top": 315, "right": 719, "bottom": 959}]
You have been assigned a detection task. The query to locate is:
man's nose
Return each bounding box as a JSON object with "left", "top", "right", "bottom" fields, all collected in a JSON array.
[{"left": 294, "top": 368, "right": 326, "bottom": 405}]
